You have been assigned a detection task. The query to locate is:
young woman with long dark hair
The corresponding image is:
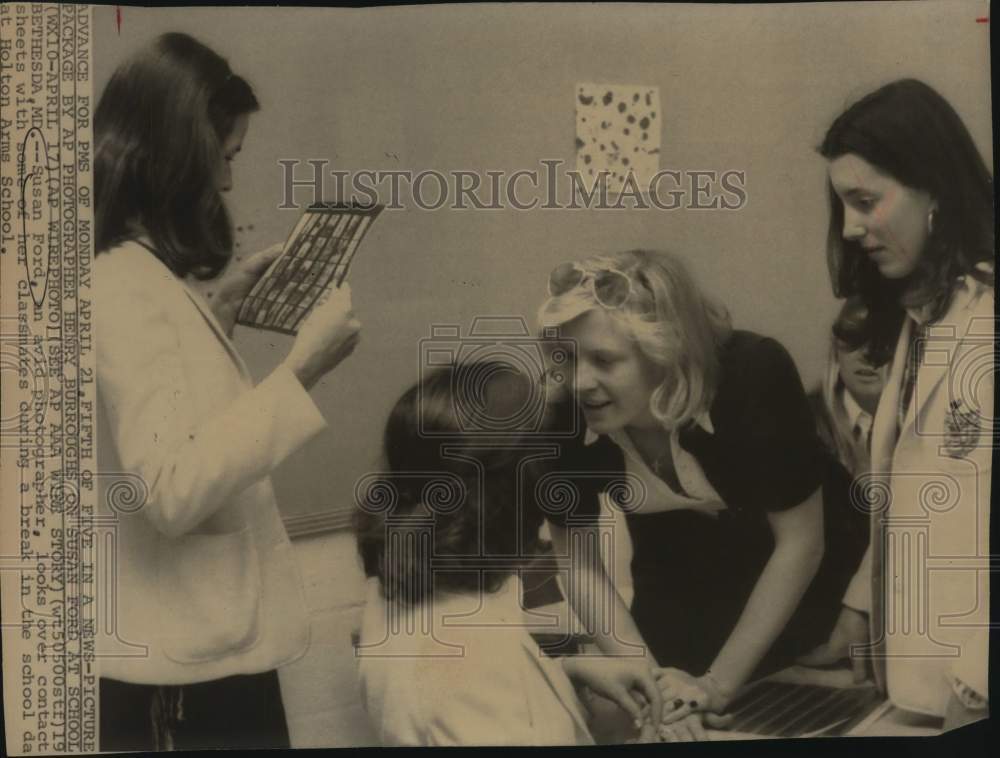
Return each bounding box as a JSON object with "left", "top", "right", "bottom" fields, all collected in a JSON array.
[
  {"left": 808, "top": 78, "right": 992, "bottom": 728},
  {"left": 95, "top": 33, "right": 362, "bottom": 750}
]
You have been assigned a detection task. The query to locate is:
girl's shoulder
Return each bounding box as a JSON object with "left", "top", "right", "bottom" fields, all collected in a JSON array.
[
  {"left": 94, "top": 239, "right": 188, "bottom": 321},
  {"left": 96, "top": 238, "right": 167, "bottom": 279},
  {"left": 97, "top": 238, "right": 180, "bottom": 281}
]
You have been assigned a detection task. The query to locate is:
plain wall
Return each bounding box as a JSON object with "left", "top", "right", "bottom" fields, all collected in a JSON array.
[{"left": 92, "top": 2, "right": 993, "bottom": 520}]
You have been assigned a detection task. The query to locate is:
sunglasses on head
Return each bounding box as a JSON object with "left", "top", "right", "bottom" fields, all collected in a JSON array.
[{"left": 547, "top": 262, "right": 634, "bottom": 309}]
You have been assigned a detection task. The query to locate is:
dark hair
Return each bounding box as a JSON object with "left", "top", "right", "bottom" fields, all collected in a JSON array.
[
  {"left": 94, "top": 33, "right": 260, "bottom": 279},
  {"left": 355, "top": 362, "right": 556, "bottom": 606},
  {"left": 819, "top": 79, "right": 993, "bottom": 365},
  {"left": 830, "top": 295, "right": 871, "bottom": 353}
]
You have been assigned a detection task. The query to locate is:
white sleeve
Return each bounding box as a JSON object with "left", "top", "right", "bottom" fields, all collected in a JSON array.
[{"left": 96, "top": 262, "right": 326, "bottom": 537}]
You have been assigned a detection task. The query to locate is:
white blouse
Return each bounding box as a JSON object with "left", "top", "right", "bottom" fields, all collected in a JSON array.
[
  {"left": 587, "top": 415, "right": 726, "bottom": 517},
  {"left": 357, "top": 577, "right": 594, "bottom": 746}
]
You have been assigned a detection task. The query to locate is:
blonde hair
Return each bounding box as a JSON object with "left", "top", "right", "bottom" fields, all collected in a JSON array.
[{"left": 538, "top": 249, "right": 732, "bottom": 429}]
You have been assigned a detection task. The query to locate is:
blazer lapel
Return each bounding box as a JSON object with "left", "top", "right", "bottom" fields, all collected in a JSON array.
[
  {"left": 181, "top": 285, "right": 254, "bottom": 385},
  {"left": 896, "top": 284, "right": 980, "bottom": 441}
]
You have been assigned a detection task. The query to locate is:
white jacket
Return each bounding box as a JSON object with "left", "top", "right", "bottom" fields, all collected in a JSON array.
[
  {"left": 95, "top": 241, "right": 323, "bottom": 684},
  {"left": 843, "top": 271, "right": 992, "bottom": 715}
]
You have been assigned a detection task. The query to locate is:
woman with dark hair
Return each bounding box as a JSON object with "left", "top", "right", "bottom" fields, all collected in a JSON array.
[
  {"left": 95, "top": 33, "right": 362, "bottom": 750},
  {"left": 809, "top": 78, "right": 993, "bottom": 728},
  {"left": 355, "top": 362, "right": 664, "bottom": 745},
  {"left": 536, "top": 250, "right": 864, "bottom": 741},
  {"left": 97, "top": 33, "right": 255, "bottom": 282},
  {"left": 819, "top": 79, "right": 993, "bottom": 368}
]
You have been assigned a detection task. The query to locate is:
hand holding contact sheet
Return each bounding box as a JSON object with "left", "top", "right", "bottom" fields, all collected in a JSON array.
[{"left": 236, "top": 202, "right": 383, "bottom": 335}]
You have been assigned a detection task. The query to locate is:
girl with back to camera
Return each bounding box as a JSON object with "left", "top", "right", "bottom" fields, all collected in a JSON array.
[
  {"left": 355, "top": 362, "right": 665, "bottom": 745},
  {"left": 94, "top": 33, "right": 361, "bottom": 750},
  {"left": 806, "top": 78, "right": 993, "bottom": 728}
]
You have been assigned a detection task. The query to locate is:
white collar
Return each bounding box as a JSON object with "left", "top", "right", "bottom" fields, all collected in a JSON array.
[
  {"left": 840, "top": 386, "right": 871, "bottom": 430},
  {"left": 904, "top": 265, "right": 992, "bottom": 327},
  {"left": 583, "top": 411, "right": 714, "bottom": 447}
]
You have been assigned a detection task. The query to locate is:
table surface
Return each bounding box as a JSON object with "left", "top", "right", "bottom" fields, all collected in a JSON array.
[
  {"left": 523, "top": 601, "right": 945, "bottom": 741},
  {"left": 585, "top": 665, "right": 943, "bottom": 742}
]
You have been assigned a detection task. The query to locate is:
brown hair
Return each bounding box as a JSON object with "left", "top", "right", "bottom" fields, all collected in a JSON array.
[
  {"left": 95, "top": 33, "right": 260, "bottom": 279},
  {"left": 355, "top": 362, "right": 556, "bottom": 606},
  {"left": 819, "top": 79, "right": 993, "bottom": 365}
]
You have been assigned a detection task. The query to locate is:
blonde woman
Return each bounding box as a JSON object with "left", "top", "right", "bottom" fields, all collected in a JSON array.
[{"left": 538, "top": 250, "right": 858, "bottom": 740}]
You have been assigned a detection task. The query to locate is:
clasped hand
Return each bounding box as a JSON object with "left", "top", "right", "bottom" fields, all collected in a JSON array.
[
  {"left": 654, "top": 668, "right": 734, "bottom": 742},
  {"left": 560, "top": 658, "right": 737, "bottom": 743}
]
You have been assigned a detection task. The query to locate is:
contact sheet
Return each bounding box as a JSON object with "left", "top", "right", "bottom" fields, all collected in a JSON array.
[{"left": 236, "top": 202, "right": 382, "bottom": 335}]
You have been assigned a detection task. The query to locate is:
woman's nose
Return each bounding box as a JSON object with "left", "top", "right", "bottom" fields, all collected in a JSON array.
[
  {"left": 575, "top": 363, "right": 598, "bottom": 393},
  {"left": 842, "top": 207, "right": 866, "bottom": 240}
]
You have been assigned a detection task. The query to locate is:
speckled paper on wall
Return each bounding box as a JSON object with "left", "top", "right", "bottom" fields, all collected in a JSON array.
[{"left": 575, "top": 83, "right": 661, "bottom": 194}]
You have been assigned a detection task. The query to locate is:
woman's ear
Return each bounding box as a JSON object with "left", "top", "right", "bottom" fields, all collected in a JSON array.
[{"left": 927, "top": 199, "right": 939, "bottom": 235}]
